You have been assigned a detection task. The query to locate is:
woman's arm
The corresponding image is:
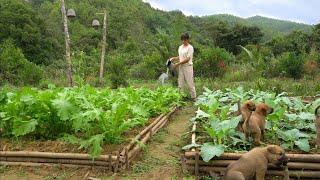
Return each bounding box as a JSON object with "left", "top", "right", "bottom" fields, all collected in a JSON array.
[{"left": 170, "top": 56, "right": 179, "bottom": 61}]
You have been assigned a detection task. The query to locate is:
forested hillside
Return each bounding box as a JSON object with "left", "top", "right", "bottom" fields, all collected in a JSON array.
[
  {"left": 0, "top": 0, "right": 319, "bottom": 87},
  {"left": 202, "top": 14, "right": 312, "bottom": 40}
]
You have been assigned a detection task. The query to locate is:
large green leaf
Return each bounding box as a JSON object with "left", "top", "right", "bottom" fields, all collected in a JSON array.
[
  {"left": 294, "top": 138, "right": 310, "bottom": 152},
  {"left": 12, "top": 118, "right": 38, "bottom": 136},
  {"left": 52, "top": 98, "right": 78, "bottom": 121},
  {"left": 200, "top": 143, "right": 224, "bottom": 162}
]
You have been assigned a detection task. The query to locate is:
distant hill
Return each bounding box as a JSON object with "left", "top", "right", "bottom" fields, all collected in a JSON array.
[{"left": 202, "top": 14, "right": 312, "bottom": 40}]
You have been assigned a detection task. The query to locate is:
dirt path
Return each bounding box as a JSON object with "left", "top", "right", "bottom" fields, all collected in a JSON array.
[
  {"left": 0, "top": 103, "right": 196, "bottom": 180},
  {"left": 119, "top": 103, "right": 196, "bottom": 180}
]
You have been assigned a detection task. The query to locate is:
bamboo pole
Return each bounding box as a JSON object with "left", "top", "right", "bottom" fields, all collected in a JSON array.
[
  {"left": 184, "top": 165, "right": 320, "bottom": 178},
  {"left": 60, "top": 0, "right": 73, "bottom": 87},
  {"left": 124, "top": 113, "right": 165, "bottom": 153},
  {"left": 191, "top": 122, "right": 197, "bottom": 152},
  {"left": 184, "top": 152, "right": 320, "bottom": 163},
  {"left": 122, "top": 107, "right": 176, "bottom": 156},
  {"left": 185, "top": 160, "right": 320, "bottom": 170},
  {"left": 128, "top": 129, "right": 152, "bottom": 160},
  {"left": 0, "top": 151, "right": 116, "bottom": 161},
  {"left": 99, "top": 10, "right": 107, "bottom": 85},
  {"left": 151, "top": 114, "right": 169, "bottom": 134},
  {"left": 0, "top": 157, "right": 111, "bottom": 167},
  {"left": 0, "top": 161, "right": 91, "bottom": 168}
]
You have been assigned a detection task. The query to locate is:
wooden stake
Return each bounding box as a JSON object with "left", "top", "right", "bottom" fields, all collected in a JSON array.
[
  {"left": 60, "top": 0, "right": 73, "bottom": 87},
  {"left": 108, "top": 154, "right": 112, "bottom": 171},
  {"left": 99, "top": 11, "right": 107, "bottom": 85},
  {"left": 125, "top": 148, "right": 129, "bottom": 169},
  {"left": 191, "top": 122, "right": 197, "bottom": 152},
  {"left": 195, "top": 151, "right": 199, "bottom": 176}
]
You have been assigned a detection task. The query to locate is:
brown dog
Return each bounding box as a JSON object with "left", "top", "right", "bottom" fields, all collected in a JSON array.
[
  {"left": 236, "top": 100, "right": 256, "bottom": 132},
  {"left": 225, "top": 145, "right": 288, "bottom": 180},
  {"left": 242, "top": 103, "right": 273, "bottom": 145},
  {"left": 316, "top": 106, "right": 320, "bottom": 146}
]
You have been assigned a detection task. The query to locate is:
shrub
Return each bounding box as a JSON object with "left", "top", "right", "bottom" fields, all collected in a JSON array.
[
  {"left": 107, "top": 54, "right": 129, "bottom": 89},
  {"left": 304, "top": 60, "right": 319, "bottom": 80},
  {"left": 0, "top": 39, "right": 43, "bottom": 86},
  {"left": 278, "top": 52, "right": 304, "bottom": 79},
  {"left": 130, "top": 53, "right": 163, "bottom": 79},
  {"left": 194, "top": 47, "right": 234, "bottom": 78}
]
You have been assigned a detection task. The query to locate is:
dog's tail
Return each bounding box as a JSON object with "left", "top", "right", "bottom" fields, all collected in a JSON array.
[
  {"left": 244, "top": 111, "right": 253, "bottom": 132},
  {"left": 237, "top": 100, "right": 241, "bottom": 116}
]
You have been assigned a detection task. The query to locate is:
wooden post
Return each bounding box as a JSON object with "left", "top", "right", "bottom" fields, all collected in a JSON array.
[
  {"left": 108, "top": 154, "right": 112, "bottom": 171},
  {"left": 99, "top": 11, "right": 107, "bottom": 86},
  {"left": 125, "top": 148, "right": 129, "bottom": 169},
  {"left": 316, "top": 106, "right": 320, "bottom": 146},
  {"left": 60, "top": 0, "right": 73, "bottom": 87},
  {"left": 195, "top": 151, "right": 199, "bottom": 176}
]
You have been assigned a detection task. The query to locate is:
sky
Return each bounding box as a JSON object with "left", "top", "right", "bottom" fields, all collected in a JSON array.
[{"left": 142, "top": 0, "right": 319, "bottom": 25}]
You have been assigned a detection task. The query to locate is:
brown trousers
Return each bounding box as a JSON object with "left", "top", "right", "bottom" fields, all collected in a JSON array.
[{"left": 178, "top": 64, "right": 196, "bottom": 99}]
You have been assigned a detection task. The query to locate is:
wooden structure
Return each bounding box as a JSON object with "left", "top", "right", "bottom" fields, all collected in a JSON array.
[{"left": 0, "top": 107, "right": 178, "bottom": 172}]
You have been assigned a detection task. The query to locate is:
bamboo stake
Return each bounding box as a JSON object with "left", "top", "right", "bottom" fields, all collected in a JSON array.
[
  {"left": 0, "top": 151, "right": 116, "bottom": 161},
  {"left": 125, "top": 147, "right": 129, "bottom": 169},
  {"left": 108, "top": 154, "right": 112, "bottom": 171},
  {"left": 195, "top": 151, "right": 199, "bottom": 176},
  {"left": 316, "top": 105, "right": 320, "bottom": 146},
  {"left": 99, "top": 10, "right": 107, "bottom": 85},
  {"left": 191, "top": 122, "right": 197, "bottom": 152},
  {"left": 60, "top": 0, "right": 73, "bottom": 87}
]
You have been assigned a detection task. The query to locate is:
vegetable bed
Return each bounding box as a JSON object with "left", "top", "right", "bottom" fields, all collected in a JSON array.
[
  {"left": 181, "top": 87, "right": 320, "bottom": 179},
  {"left": 0, "top": 85, "right": 182, "bottom": 171}
]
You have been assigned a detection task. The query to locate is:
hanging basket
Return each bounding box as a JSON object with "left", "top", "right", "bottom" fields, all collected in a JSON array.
[{"left": 67, "top": 9, "right": 76, "bottom": 18}]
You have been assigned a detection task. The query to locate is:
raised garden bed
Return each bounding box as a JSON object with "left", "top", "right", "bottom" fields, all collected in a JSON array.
[
  {"left": 0, "top": 107, "right": 178, "bottom": 172},
  {"left": 181, "top": 87, "right": 320, "bottom": 179},
  {"left": 181, "top": 122, "right": 320, "bottom": 179},
  {"left": 0, "top": 86, "right": 182, "bottom": 172}
]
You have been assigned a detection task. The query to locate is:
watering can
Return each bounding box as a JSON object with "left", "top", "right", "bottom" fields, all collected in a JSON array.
[{"left": 158, "top": 59, "right": 178, "bottom": 84}]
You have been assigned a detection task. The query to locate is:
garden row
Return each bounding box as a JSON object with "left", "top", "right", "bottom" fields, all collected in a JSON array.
[
  {"left": 0, "top": 85, "right": 182, "bottom": 171},
  {"left": 181, "top": 87, "right": 320, "bottom": 178}
]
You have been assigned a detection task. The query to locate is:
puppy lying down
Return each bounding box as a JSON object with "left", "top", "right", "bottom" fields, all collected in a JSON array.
[{"left": 225, "top": 145, "right": 288, "bottom": 180}]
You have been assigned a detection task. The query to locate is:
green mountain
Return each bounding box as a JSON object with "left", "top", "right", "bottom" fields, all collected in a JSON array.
[{"left": 202, "top": 14, "right": 312, "bottom": 40}]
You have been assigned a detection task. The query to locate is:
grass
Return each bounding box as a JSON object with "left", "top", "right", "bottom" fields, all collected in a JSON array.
[
  {"left": 132, "top": 156, "right": 167, "bottom": 174},
  {"left": 0, "top": 165, "right": 7, "bottom": 174},
  {"left": 151, "top": 129, "right": 169, "bottom": 143}
]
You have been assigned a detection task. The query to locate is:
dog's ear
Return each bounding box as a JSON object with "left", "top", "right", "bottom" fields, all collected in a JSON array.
[
  {"left": 267, "top": 145, "right": 278, "bottom": 154},
  {"left": 260, "top": 106, "right": 267, "bottom": 116}
]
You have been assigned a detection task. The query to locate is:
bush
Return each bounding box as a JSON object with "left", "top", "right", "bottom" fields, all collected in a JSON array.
[
  {"left": 130, "top": 53, "right": 163, "bottom": 79},
  {"left": 278, "top": 52, "right": 304, "bottom": 79},
  {"left": 194, "top": 47, "right": 234, "bottom": 78},
  {"left": 304, "top": 60, "right": 319, "bottom": 80},
  {"left": 107, "top": 54, "right": 129, "bottom": 89},
  {"left": 0, "top": 39, "right": 43, "bottom": 86}
]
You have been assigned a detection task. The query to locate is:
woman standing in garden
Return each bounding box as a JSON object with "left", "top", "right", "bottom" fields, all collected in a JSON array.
[{"left": 170, "top": 32, "right": 196, "bottom": 101}]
